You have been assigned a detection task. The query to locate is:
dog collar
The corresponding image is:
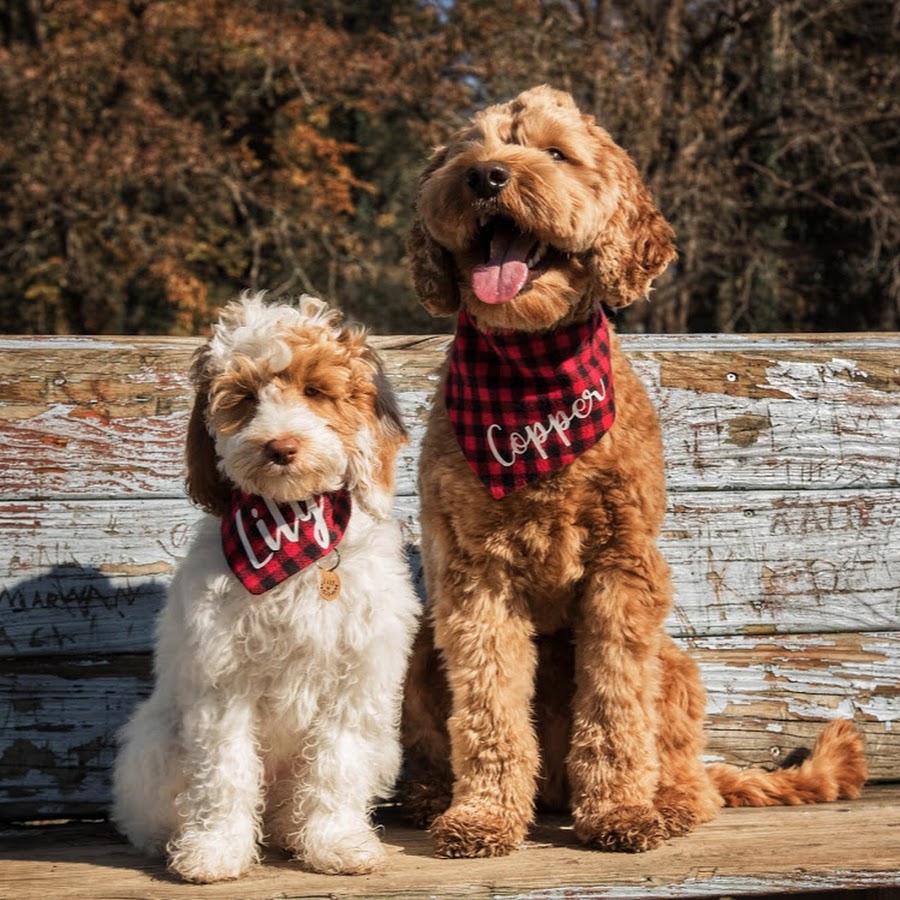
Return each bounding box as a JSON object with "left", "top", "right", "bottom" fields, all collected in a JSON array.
[
  {"left": 221, "top": 488, "right": 351, "bottom": 596},
  {"left": 444, "top": 307, "right": 616, "bottom": 499}
]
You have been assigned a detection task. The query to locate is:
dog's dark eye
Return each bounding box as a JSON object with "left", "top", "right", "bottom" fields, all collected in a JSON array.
[
  {"left": 214, "top": 387, "right": 255, "bottom": 410},
  {"left": 303, "top": 385, "right": 320, "bottom": 398},
  {"left": 546, "top": 147, "right": 566, "bottom": 161}
]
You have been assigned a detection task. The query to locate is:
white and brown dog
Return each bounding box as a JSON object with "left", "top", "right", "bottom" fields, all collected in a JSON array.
[{"left": 112, "top": 293, "right": 420, "bottom": 883}]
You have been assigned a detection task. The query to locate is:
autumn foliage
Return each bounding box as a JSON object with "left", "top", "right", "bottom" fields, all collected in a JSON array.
[{"left": 1, "top": 0, "right": 897, "bottom": 335}]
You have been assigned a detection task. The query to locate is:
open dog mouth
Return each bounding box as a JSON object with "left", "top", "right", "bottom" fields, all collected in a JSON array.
[{"left": 471, "top": 216, "right": 556, "bottom": 305}]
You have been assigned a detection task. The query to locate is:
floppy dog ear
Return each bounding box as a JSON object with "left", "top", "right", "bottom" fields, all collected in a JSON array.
[
  {"left": 407, "top": 147, "right": 460, "bottom": 317},
  {"left": 185, "top": 344, "right": 231, "bottom": 517},
  {"left": 587, "top": 128, "right": 677, "bottom": 308},
  {"left": 346, "top": 344, "right": 409, "bottom": 520}
]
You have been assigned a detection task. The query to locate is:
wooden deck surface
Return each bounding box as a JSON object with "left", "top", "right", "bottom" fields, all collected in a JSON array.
[{"left": 1, "top": 785, "right": 898, "bottom": 900}]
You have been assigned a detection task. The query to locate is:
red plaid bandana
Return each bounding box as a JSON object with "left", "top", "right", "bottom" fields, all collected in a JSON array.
[
  {"left": 221, "top": 489, "right": 351, "bottom": 595},
  {"left": 445, "top": 307, "right": 616, "bottom": 499}
]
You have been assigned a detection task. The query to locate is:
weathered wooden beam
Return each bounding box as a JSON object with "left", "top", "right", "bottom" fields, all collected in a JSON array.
[
  {"left": 2, "top": 489, "right": 897, "bottom": 658},
  {"left": 1, "top": 632, "right": 896, "bottom": 818},
  {"left": 2, "top": 334, "right": 898, "bottom": 499},
  {"left": 1, "top": 333, "right": 897, "bottom": 822}
]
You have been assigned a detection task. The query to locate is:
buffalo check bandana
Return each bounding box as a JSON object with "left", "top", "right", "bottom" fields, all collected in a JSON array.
[
  {"left": 222, "top": 488, "right": 351, "bottom": 595},
  {"left": 445, "top": 307, "right": 616, "bottom": 499}
]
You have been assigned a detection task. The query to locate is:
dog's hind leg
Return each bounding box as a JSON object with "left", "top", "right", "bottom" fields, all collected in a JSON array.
[
  {"left": 652, "top": 637, "right": 722, "bottom": 836},
  {"left": 400, "top": 618, "right": 453, "bottom": 827},
  {"left": 111, "top": 692, "right": 183, "bottom": 856}
]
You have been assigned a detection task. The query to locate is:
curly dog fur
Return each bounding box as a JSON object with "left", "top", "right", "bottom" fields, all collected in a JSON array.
[
  {"left": 401, "top": 86, "right": 867, "bottom": 859},
  {"left": 112, "top": 294, "right": 419, "bottom": 882}
]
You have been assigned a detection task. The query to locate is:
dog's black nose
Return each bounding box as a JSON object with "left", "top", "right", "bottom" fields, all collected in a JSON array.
[
  {"left": 265, "top": 437, "right": 299, "bottom": 466},
  {"left": 466, "top": 161, "right": 511, "bottom": 198}
]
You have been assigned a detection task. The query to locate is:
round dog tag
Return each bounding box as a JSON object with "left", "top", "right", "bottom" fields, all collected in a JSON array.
[{"left": 318, "top": 568, "right": 341, "bottom": 601}]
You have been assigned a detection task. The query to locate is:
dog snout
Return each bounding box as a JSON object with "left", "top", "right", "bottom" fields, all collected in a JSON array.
[
  {"left": 265, "top": 437, "right": 300, "bottom": 466},
  {"left": 466, "top": 161, "right": 511, "bottom": 198}
]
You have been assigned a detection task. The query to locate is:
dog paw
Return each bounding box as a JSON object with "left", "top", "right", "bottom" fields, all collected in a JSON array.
[
  {"left": 430, "top": 803, "right": 526, "bottom": 858},
  {"left": 167, "top": 830, "right": 257, "bottom": 883},
  {"left": 653, "top": 785, "right": 710, "bottom": 838},
  {"left": 574, "top": 804, "right": 667, "bottom": 853},
  {"left": 654, "top": 801, "right": 699, "bottom": 839},
  {"left": 398, "top": 777, "right": 452, "bottom": 829},
  {"left": 301, "top": 827, "right": 387, "bottom": 875}
]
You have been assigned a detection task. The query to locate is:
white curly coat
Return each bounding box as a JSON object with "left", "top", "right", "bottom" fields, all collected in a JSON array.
[{"left": 112, "top": 295, "right": 420, "bottom": 883}]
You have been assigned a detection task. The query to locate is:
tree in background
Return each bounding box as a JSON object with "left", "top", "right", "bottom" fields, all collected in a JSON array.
[
  {"left": 0, "top": 0, "right": 897, "bottom": 335},
  {"left": 423, "top": 0, "right": 899, "bottom": 333},
  {"left": 0, "top": 0, "right": 456, "bottom": 333}
]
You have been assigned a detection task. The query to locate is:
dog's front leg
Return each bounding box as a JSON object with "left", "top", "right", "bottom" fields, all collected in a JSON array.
[
  {"left": 277, "top": 722, "right": 394, "bottom": 875},
  {"left": 567, "top": 556, "right": 670, "bottom": 852},
  {"left": 429, "top": 575, "right": 539, "bottom": 858},
  {"left": 166, "top": 696, "right": 263, "bottom": 883}
]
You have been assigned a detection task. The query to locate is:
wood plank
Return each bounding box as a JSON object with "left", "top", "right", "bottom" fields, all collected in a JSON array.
[
  {"left": 406, "top": 490, "right": 900, "bottom": 638},
  {"left": 1, "top": 335, "right": 899, "bottom": 499},
  {"left": 1, "top": 334, "right": 897, "bottom": 823},
  {"left": 1, "top": 786, "right": 898, "bottom": 899},
  {"left": 0, "top": 656, "right": 150, "bottom": 820},
  {"left": 688, "top": 632, "right": 900, "bottom": 775},
  {"left": 658, "top": 489, "right": 900, "bottom": 636},
  {"left": 2, "top": 490, "right": 897, "bottom": 658},
  {"left": 0, "top": 500, "right": 190, "bottom": 657},
  {"left": 0, "top": 340, "right": 193, "bottom": 500},
  {"left": 2, "top": 633, "right": 896, "bottom": 818}
]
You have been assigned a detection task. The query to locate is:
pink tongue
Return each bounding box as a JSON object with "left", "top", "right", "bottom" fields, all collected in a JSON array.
[{"left": 472, "top": 226, "right": 533, "bottom": 304}]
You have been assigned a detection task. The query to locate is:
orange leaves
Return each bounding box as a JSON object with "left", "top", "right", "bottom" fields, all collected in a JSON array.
[
  {"left": 11, "top": 1, "right": 893, "bottom": 335},
  {"left": 148, "top": 258, "right": 212, "bottom": 336},
  {"left": 276, "top": 115, "right": 371, "bottom": 217},
  {"left": 0, "top": 0, "right": 397, "bottom": 334}
]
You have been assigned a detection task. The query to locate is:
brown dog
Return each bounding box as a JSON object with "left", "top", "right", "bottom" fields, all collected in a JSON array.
[{"left": 401, "top": 85, "right": 866, "bottom": 859}]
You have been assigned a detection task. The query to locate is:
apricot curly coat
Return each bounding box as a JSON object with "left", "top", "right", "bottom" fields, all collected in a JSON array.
[{"left": 401, "top": 85, "right": 866, "bottom": 859}]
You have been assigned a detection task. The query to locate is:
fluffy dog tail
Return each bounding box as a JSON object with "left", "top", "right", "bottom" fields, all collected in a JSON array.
[{"left": 708, "top": 719, "right": 867, "bottom": 807}]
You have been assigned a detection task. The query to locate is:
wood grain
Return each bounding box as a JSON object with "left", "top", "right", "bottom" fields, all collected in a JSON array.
[
  {"left": 2, "top": 489, "right": 896, "bottom": 659},
  {"left": 1, "top": 333, "right": 897, "bottom": 821},
  {"left": 2, "top": 335, "right": 898, "bottom": 499},
  {"left": 1, "top": 786, "right": 898, "bottom": 899},
  {"left": 2, "top": 632, "right": 896, "bottom": 818}
]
